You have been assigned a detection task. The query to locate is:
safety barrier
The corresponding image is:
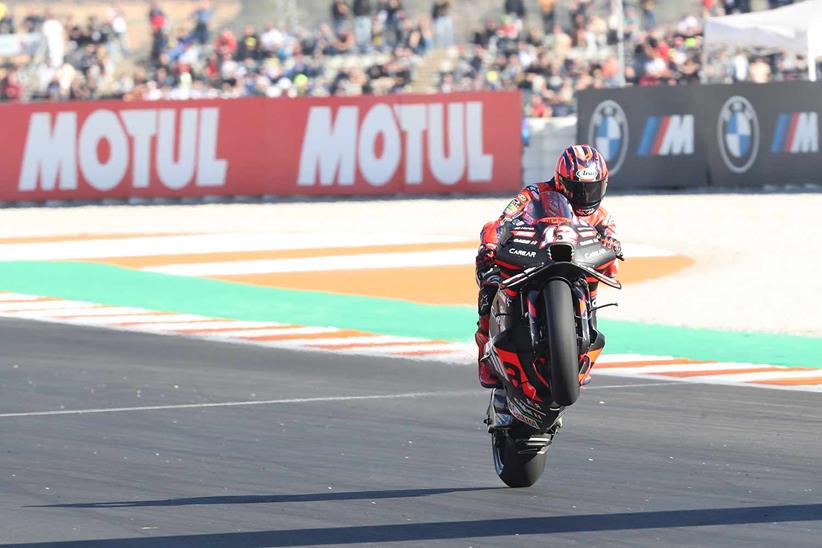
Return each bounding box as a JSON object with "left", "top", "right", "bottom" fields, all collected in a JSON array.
[
  {"left": 577, "top": 81, "right": 821, "bottom": 189},
  {"left": 6, "top": 82, "right": 813, "bottom": 204},
  {"left": 522, "top": 117, "right": 575, "bottom": 185},
  {"left": 2, "top": 91, "right": 522, "bottom": 203}
]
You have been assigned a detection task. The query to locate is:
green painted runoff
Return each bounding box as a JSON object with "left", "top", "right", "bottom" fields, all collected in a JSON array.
[{"left": 0, "top": 261, "right": 820, "bottom": 368}]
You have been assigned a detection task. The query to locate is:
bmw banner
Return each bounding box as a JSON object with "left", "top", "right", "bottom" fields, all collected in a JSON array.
[
  {"left": 578, "top": 86, "right": 708, "bottom": 188},
  {"left": 700, "top": 82, "right": 820, "bottom": 186},
  {"left": 578, "top": 82, "right": 822, "bottom": 189}
]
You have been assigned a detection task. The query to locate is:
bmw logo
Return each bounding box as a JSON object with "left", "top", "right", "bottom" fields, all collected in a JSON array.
[
  {"left": 587, "top": 100, "right": 629, "bottom": 175},
  {"left": 717, "top": 96, "right": 759, "bottom": 174}
]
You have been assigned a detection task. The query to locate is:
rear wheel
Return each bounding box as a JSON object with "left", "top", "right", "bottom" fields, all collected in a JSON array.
[
  {"left": 545, "top": 280, "right": 580, "bottom": 406},
  {"left": 492, "top": 431, "right": 547, "bottom": 488}
]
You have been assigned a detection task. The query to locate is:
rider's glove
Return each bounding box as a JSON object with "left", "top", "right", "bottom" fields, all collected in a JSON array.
[
  {"left": 600, "top": 235, "right": 623, "bottom": 259},
  {"left": 475, "top": 244, "right": 497, "bottom": 273},
  {"left": 476, "top": 244, "right": 500, "bottom": 316}
]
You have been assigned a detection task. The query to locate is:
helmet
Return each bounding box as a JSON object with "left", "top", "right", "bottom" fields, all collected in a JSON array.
[{"left": 554, "top": 144, "right": 609, "bottom": 216}]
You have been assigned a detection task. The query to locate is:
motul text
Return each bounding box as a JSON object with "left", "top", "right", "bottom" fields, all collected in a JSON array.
[
  {"left": 19, "top": 107, "right": 227, "bottom": 193},
  {"left": 297, "top": 101, "right": 493, "bottom": 187},
  {"left": 0, "top": 92, "right": 521, "bottom": 202}
]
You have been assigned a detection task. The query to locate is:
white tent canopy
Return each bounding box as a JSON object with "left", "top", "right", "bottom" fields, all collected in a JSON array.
[{"left": 704, "top": 0, "right": 822, "bottom": 81}]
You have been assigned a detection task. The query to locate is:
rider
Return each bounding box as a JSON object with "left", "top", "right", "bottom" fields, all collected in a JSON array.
[{"left": 474, "top": 144, "right": 621, "bottom": 389}]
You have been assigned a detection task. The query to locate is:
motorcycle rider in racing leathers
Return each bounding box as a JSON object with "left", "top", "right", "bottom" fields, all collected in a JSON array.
[{"left": 474, "top": 144, "right": 621, "bottom": 389}]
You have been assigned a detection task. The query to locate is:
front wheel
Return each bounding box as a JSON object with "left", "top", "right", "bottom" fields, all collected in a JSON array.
[
  {"left": 544, "top": 279, "right": 580, "bottom": 406},
  {"left": 492, "top": 432, "right": 547, "bottom": 488}
]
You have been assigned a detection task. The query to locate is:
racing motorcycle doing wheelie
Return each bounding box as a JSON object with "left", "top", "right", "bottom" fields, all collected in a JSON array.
[{"left": 481, "top": 190, "right": 622, "bottom": 487}]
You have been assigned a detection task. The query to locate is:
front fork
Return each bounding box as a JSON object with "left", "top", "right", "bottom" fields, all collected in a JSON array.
[
  {"left": 524, "top": 282, "right": 592, "bottom": 355},
  {"left": 572, "top": 282, "right": 592, "bottom": 353},
  {"left": 525, "top": 290, "right": 541, "bottom": 352},
  {"left": 524, "top": 281, "right": 596, "bottom": 386},
  {"left": 574, "top": 281, "right": 602, "bottom": 385}
]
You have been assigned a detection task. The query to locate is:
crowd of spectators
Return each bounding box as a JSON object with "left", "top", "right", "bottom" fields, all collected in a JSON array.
[
  {"left": 0, "top": 1, "right": 128, "bottom": 102},
  {"left": 438, "top": 0, "right": 809, "bottom": 118},
  {"left": 133, "top": 0, "right": 431, "bottom": 100},
  {"left": 0, "top": 0, "right": 815, "bottom": 117}
]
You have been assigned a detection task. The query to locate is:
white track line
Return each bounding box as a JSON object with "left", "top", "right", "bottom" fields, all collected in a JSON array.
[
  {"left": 400, "top": 352, "right": 474, "bottom": 363},
  {"left": 597, "top": 354, "right": 675, "bottom": 363},
  {"left": 366, "top": 343, "right": 471, "bottom": 354},
  {"left": 147, "top": 321, "right": 287, "bottom": 332},
  {"left": 62, "top": 314, "right": 215, "bottom": 325},
  {"left": 0, "top": 382, "right": 694, "bottom": 419},
  {"left": 0, "top": 293, "right": 44, "bottom": 302},
  {"left": 0, "top": 301, "right": 98, "bottom": 312},
  {"left": 0, "top": 390, "right": 478, "bottom": 418},
  {"left": 684, "top": 369, "right": 822, "bottom": 383},
  {"left": 144, "top": 249, "right": 477, "bottom": 276},
  {"left": 595, "top": 362, "right": 767, "bottom": 375},
  {"left": 206, "top": 326, "right": 339, "bottom": 338},
  {"left": 41, "top": 308, "right": 154, "bottom": 318},
  {"left": 302, "top": 336, "right": 429, "bottom": 347},
  {"left": 585, "top": 381, "right": 687, "bottom": 390},
  {"left": 8, "top": 307, "right": 154, "bottom": 319},
  {"left": 0, "top": 233, "right": 468, "bottom": 261}
]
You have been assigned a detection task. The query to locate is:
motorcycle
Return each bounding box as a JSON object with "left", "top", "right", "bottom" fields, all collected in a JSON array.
[{"left": 482, "top": 190, "right": 622, "bottom": 487}]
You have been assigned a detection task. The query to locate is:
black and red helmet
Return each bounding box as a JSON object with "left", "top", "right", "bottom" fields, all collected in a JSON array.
[{"left": 554, "top": 144, "right": 609, "bottom": 216}]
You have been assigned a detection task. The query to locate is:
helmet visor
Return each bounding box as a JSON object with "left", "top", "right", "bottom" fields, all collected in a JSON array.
[{"left": 564, "top": 177, "right": 606, "bottom": 211}]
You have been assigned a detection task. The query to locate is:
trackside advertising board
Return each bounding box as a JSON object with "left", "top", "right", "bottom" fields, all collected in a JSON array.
[
  {"left": 0, "top": 91, "right": 522, "bottom": 202},
  {"left": 577, "top": 81, "right": 822, "bottom": 188}
]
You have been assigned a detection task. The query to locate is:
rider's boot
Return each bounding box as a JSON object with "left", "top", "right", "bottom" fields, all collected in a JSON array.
[
  {"left": 476, "top": 274, "right": 502, "bottom": 389},
  {"left": 476, "top": 314, "right": 502, "bottom": 389}
]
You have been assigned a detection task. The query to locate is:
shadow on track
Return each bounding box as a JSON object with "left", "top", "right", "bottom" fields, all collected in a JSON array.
[
  {"left": 15, "top": 503, "right": 822, "bottom": 547},
  {"left": 29, "top": 487, "right": 503, "bottom": 509}
]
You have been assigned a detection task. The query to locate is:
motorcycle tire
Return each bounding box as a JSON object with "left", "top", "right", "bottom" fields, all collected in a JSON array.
[
  {"left": 545, "top": 279, "right": 580, "bottom": 406},
  {"left": 492, "top": 432, "right": 547, "bottom": 488}
]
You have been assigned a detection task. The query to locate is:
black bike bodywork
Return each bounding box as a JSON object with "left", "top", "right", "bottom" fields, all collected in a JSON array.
[{"left": 482, "top": 190, "right": 621, "bottom": 487}]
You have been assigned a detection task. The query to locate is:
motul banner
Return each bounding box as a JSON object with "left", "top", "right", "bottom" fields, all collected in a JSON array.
[
  {"left": 0, "top": 91, "right": 522, "bottom": 202},
  {"left": 288, "top": 92, "right": 522, "bottom": 195}
]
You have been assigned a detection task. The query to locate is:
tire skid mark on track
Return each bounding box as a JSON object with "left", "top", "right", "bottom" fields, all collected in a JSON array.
[{"left": 0, "top": 292, "right": 820, "bottom": 393}]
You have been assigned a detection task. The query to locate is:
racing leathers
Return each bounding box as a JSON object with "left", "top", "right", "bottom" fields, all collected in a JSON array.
[{"left": 474, "top": 179, "right": 620, "bottom": 388}]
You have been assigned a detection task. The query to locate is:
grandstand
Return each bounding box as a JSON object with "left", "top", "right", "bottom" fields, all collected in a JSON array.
[{"left": 0, "top": 0, "right": 810, "bottom": 109}]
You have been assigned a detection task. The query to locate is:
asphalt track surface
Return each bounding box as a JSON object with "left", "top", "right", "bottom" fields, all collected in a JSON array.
[{"left": 0, "top": 319, "right": 819, "bottom": 547}]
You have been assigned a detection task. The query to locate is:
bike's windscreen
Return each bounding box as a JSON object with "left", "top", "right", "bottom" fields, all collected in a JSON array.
[
  {"left": 518, "top": 191, "right": 575, "bottom": 226},
  {"left": 496, "top": 191, "right": 576, "bottom": 268}
]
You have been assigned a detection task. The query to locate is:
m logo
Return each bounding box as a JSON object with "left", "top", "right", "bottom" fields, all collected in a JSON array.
[
  {"left": 637, "top": 115, "right": 694, "bottom": 156},
  {"left": 770, "top": 112, "right": 818, "bottom": 154},
  {"left": 717, "top": 96, "right": 759, "bottom": 174},
  {"left": 587, "top": 100, "right": 628, "bottom": 175}
]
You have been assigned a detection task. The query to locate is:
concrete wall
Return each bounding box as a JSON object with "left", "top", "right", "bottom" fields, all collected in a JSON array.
[{"left": 522, "top": 117, "right": 576, "bottom": 185}]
